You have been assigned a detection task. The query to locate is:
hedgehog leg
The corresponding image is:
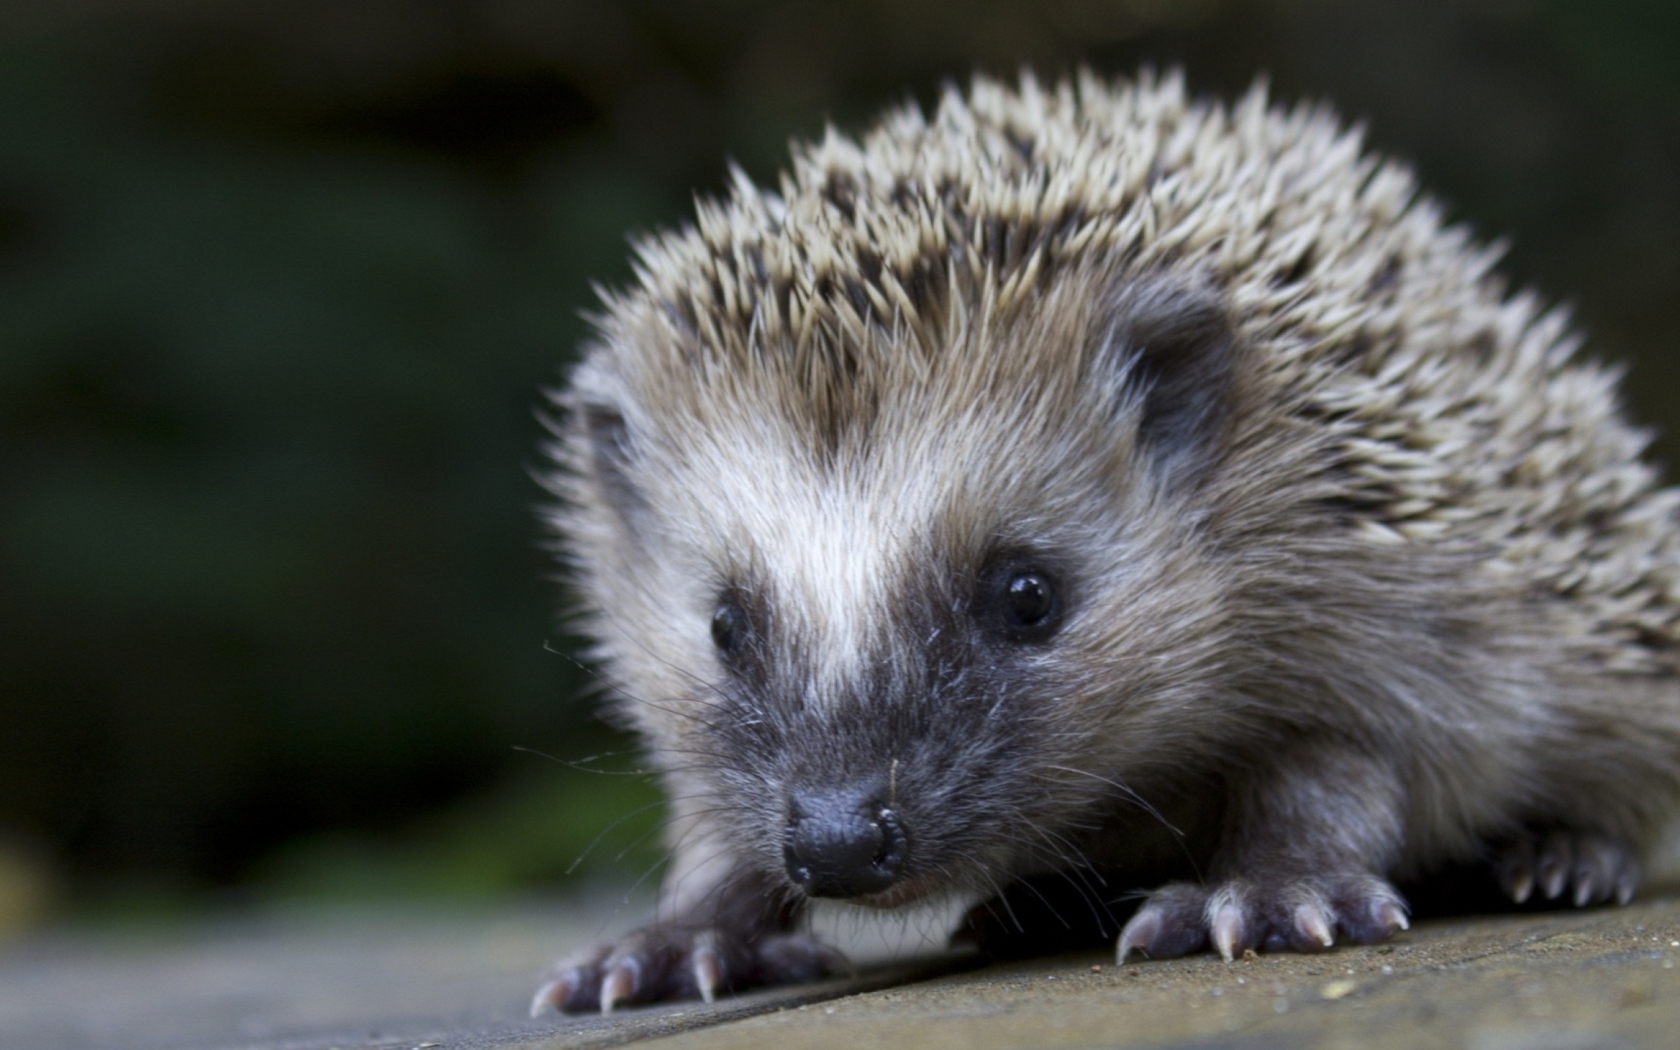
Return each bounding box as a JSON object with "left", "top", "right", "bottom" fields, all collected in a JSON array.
[
  {"left": 1118, "top": 871, "right": 1408, "bottom": 962},
  {"left": 530, "top": 924, "right": 846, "bottom": 1016},
  {"left": 1496, "top": 832, "right": 1640, "bottom": 907},
  {"left": 1120, "top": 744, "right": 1412, "bottom": 962},
  {"left": 530, "top": 866, "right": 845, "bottom": 1016}
]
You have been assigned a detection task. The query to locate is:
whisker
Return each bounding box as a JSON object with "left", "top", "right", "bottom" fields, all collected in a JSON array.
[
  {"left": 564, "top": 797, "right": 673, "bottom": 876},
  {"left": 1040, "top": 764, "right": 1182, "bottom": 837}
]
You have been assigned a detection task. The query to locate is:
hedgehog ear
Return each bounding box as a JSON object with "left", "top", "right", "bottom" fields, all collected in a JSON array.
[
  {"left": 1101, "top": 276, "right": 1238, "bottom": 475},
  {"left": 580, "top": 404, "right": 648, "bottom": 527}
]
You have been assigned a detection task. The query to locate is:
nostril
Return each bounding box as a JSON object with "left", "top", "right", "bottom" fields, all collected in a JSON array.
[
  {"left": 872, "top": 808, "right": 905, "bottom": 876},
  {"left": 783, "top": 791, "right": 908, "bottom": 898}
]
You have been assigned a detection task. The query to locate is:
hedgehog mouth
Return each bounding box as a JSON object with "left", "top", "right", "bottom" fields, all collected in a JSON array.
[{"left": 846, "top": 871, "right": 943, "bottom": 910}]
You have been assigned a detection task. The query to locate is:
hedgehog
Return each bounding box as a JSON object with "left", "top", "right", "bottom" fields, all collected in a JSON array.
[{"left": 530, "top": 70, "right": 1680, "bottom": 1015}]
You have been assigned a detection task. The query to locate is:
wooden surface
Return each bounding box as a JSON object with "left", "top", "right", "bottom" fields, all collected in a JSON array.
[{"left": 6, "top": 895, "right": 1680, "bottom": 1050}]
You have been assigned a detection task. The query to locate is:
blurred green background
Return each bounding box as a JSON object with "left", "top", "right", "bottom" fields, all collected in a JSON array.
[{"left": 0, "top": 0, "right": 1676, "bottom": 926}]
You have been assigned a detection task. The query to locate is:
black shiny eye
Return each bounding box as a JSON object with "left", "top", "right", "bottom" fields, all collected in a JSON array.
[
  {"left": 982, "top": 563, "right": 1062, "bottom": 644},
  {"left": 711, "top": 601, "right": 747, "bottom": 654},
  {"left": 1004, "top": 572, "right": 1055, "bottom": 627}
]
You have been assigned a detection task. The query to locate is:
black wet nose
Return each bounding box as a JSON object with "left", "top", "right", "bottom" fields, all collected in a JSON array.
[{"left": 783, "top": 789, "right": 907, "bottom": 898}]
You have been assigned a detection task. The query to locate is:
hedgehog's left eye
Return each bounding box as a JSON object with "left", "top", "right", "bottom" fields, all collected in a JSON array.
[
  {"left": 1005, "top": 573, "right": 1054, "bottom": 626},
  {"left": 982, "top": 566, "right": 1062, "bottom": 643}
]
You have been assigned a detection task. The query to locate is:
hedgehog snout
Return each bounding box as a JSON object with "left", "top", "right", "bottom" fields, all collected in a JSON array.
[{"left": 782, "top": 784, "right": 908, "bottom": 898}]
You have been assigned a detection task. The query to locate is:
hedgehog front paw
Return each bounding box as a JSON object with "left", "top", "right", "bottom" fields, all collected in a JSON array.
[
  {"left": 1117, "top": 873, "right": 1409, "bottom": 963},
  {"left": 1496, "top": 832, "right": 1640, "bottom": 907},
  {"left": 531, "top": 925, "right": 847, "bottom": 1016}
]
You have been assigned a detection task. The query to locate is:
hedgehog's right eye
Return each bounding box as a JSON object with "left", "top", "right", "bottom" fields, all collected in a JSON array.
[{"left": 711, "top": 600, "right": 748, "bottom": 655}]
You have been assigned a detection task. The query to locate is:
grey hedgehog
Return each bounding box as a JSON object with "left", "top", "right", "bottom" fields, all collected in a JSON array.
[{"left": 532, "top": 70, "right": 1680, "bottom": 1014}]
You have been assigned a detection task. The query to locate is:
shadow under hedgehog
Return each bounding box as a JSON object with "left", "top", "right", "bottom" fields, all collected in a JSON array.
[{"left": 532, "top": 70, "right": 1680, "bottom": 1015}]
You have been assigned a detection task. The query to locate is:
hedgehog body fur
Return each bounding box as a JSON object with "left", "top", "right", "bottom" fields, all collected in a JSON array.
[{"left": 535, "top": 70, "right": 1680, "bottom": 1013}]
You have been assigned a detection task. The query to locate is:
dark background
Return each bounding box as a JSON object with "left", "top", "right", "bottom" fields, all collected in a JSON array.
[{"left": 1, "top": 0, "right": 1676, "bottom": 918}]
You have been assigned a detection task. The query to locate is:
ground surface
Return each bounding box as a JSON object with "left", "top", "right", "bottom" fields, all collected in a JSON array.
[{"left": 6, "top": 895, "right": 1680, "bottom": 1050}]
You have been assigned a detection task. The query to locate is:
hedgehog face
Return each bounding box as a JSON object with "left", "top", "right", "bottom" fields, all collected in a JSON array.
[{"left": 559, "top": 269, "right": 1246, "bottom": 904}]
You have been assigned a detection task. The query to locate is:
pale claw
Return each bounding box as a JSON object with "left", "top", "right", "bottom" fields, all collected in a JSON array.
[
  {"left": 1615, "top": 869, "right": 1638, "bottom": 906},
  {"left": 599, "top": 958, "right": 639, "bottom": 1015},
  {"left": 691, "top": 932, "right": 723, "bottom": 1004},
  {"left": 530, "top": 976, "right": 564, "bottom": 1018},
  {"left": 1375, "top": 899, "right": 1409, "bottom": 933},
  {"left": 530, "top": 962, "right": 600, "bottom": 1017},
  {"left": 1573, "top": 873, "right": 1596, "bottom": 908},
  {"left": 1507, "top": 870, "right": 1534, "bottom": 904},
  {"left": 1208, "top": 896, "right": 1245, "bottom": 962},
  {"left": 1498, "top": 839, "right": 1536, "bottom": 904},
  {"left": 1116, "top": 907, "right": 1161, "bottom": 963},
  {"left": 1116, "top": 884, "right": 1209, "bottom": 963},
  {"left": 1294, "top": 901, "right": 1335, "bottom": 949}
]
